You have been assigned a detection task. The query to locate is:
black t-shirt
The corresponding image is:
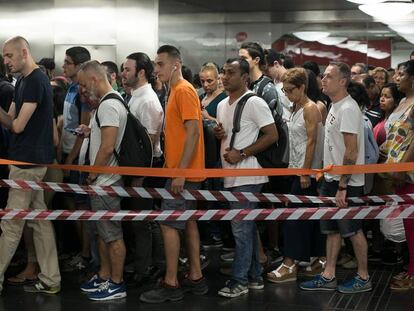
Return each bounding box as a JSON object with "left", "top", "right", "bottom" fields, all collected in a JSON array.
[{"left": 8, "top": 68, "right": 54, "bottom": 164}]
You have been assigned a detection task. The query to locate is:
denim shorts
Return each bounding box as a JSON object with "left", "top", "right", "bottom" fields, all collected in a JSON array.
[
  {"left": 319, "top": 180, "right": 364, "bottom": 238},
  {"left": 159, "top": 179, "right": 200, "bottom": 230}
]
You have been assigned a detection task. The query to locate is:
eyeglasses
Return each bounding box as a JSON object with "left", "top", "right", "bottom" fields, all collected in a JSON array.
[
  {"left": 281, "top": 86, "right": 297, "bottom": 94},
  {"left": 63, "top": 60, "right": 74, "bottom": 66}
]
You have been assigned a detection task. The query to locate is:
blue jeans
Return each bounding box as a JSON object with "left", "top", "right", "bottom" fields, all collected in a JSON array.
[{"left": 228, "top": 184, "right": 263, "bottom": 285}]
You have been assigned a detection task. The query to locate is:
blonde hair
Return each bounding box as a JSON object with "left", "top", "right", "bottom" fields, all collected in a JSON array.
[{"left": 200, "top": 62, "right": 219, "bottom": 78}]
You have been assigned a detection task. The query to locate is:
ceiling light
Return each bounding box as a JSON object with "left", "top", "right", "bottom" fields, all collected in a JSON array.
[
  {"left": 293, "top": 31, "right": 330, "bottom": 41},
  {"left": 359, "top": 1, "right": 414, "bottom": 21},
  {"left": 347, "top": 0, "right": 386, "bottom": 4},
  {"left": 317, "top": 36, "right": 348, "bottom": 45}
]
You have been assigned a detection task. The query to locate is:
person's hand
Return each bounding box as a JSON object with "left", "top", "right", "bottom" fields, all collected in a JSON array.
[
  {"left": 77, "top": 124, "right": 91, "bottom": 138},
  {"left": 335, "top": 188, "right": 348, "bottom": 208},
  {"left": 300, "top": 175, "right": 311, "bottom": 189},
  {"left": 392, "top": 171, "right": 406, "bottom": 188},
  {"left": 223, "top": 147, "right": 243, "bottom": 165},
  {"left": 201, "top": 109, "right": 211, "bottom": 120},
  {"left": 213, "top": 122, "right": 225, "bottom": 140},
  {"left": 86, "top": 173, "right": 98, "bottom": 185},
  {"left": 171, "top": 177, "right": 185, "bottom": 194}
]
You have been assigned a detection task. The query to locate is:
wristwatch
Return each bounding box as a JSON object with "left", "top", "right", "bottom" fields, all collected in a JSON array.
[
  {"left": 240, "top": 149, "right": 248, "bottom": 159},
  {"left": 338, "top": 185, "right": 347, "bottom": 191}
]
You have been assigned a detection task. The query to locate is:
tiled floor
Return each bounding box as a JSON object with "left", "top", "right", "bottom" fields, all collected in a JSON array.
[{"left": 0, "top": 255, "right": 412, "bottom": 311}]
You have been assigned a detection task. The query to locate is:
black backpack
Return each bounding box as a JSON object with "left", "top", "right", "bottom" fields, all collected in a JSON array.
[
  {"left": 95, "top": 93, "right": 153, "bottom": 173},
  {"left": 229, "top": 93, "right": 289, "bottom": 168}
]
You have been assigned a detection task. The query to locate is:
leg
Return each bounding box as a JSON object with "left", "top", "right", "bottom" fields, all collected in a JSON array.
[
  {"left": 97, "top": 237, "right": 111, "bottom": 279},
  {"left": 160, "top": 224, "right": 180, "bottom": 286},
  {"left": 349, "top": 231, "right": 369, "bottom": 279},
  {"left": 107, "top": 239, "right": 126, "bottom": 283},
  {"left": 186, "top": 220, "right": 202, "bottom": 280},
  {"left": 322, "top": 233, "right": 342, "bottom": 279}
]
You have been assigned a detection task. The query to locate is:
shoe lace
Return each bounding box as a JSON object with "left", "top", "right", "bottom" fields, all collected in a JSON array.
[{"left": 97, "top": 280, "right": 110, "bottom": 292}]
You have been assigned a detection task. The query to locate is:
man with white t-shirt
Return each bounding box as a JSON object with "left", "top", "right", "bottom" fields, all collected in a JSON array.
[
  {"left": 76, "top": 60, "right": 128, "bottom": 301},
  {"left": 300, "top": 62, "right": 371, "bottom": 294},
  {"left": 214, "top": 58, "right": 277, "bottom": 298},
  {"left": 121, "top": 52, "right": 164, "bottom": 284}
]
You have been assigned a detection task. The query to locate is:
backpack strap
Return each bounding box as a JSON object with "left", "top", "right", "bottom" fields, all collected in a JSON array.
[
  {"left": 257, "top": 76, "right": 273, "bottom": 98},
  {"left": 229, "top": 93, "right": 257, "bottom": 150}
]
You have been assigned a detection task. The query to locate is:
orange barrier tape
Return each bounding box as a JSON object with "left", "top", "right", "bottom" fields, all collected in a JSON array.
[{"left": 0, "top": 159, "right": 413, "bottom": 178}]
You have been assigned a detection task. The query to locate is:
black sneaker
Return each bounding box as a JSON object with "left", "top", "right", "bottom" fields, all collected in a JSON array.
[
  {"left": 181, "top": 275, "right": 208, "bottom": 295},
  {"left": 202, "top": 236, "right": 224, "bottom": 250},
  {"left": 382, "top": 250, "right": 403, "bottom": 265},
  {"left": 139, "top": 280, "right": 184, "bottom": 303}
]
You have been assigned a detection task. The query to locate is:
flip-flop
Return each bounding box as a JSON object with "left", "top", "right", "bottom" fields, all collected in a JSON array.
[{"left": 6, "top": 275, "right": 37, "bottom": 286}]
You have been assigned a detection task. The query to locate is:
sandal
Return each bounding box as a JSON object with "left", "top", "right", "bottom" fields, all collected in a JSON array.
[
  {"left": 7, "top": 275, "right": 37, "bottom": 286},
  {"left": 390, "top": 274, "right": 414, "bottom": 291},
  {"left": 266, "top": 262, "right": 297, "bottom": 283},
  {"left": 304, "top": 258, "right": 326, "bottom": 277}
]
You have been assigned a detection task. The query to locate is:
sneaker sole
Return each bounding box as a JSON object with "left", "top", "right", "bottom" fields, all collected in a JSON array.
[
  {"left": 299, "top": 286, "right": 336, "bottom": 291},
  {"left": 248, "top": 285, "right": 264, "bottom": 290},
  {"left": 202, "top": 244, "right": 224, "bottom": 250},
  {"left": 24, "top": 288, "right": 61, "bottom": 294},
  {"left": 88, "top": 292, "right": 127, "bottom": 301},
  {"left": 139, "top": 294, "right": 184, "bottom": 303},
  {"left": 218, "top": 289, "right": 249, "bottom": 298},
  {"left": 337, "top": 287, "right": 372, "bottom": 294}
]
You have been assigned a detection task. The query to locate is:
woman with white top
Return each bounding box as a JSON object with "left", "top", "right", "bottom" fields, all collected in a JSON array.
[{"left": 267, "top": 67, "right": 326, "bottom": 283}]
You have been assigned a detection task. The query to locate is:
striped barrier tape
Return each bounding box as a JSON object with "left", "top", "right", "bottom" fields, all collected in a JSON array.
[
  {"left": 0, "top": 204, "right": 413, "bottom": 221},
  {"left": 1, "top": 179, "right": 414, "bottom": 205}
]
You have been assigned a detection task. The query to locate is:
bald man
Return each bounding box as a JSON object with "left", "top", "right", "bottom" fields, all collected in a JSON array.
[
  {"left": 0, "top": 36, "right": 60, "bottom": 294},
  {"left": 76, "top": 60, "right": 128, "bottom": 301}
]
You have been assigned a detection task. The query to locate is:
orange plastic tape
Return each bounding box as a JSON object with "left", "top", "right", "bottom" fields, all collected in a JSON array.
[{"left": 0, "top": 159, "right": 413, "bottom": 178}]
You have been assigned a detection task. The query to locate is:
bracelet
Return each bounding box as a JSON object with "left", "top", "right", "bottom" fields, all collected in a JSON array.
[{"left": 338, "top": 185, "right": 347, "bottom": 191}]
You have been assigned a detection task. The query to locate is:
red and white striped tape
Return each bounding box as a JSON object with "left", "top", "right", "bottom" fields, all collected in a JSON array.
[
  {"left": 1, "top": 204, "right": 414, "bottom": 221},
  {"left": 0, "top": 179, "right": 413, "bottom": 205}
]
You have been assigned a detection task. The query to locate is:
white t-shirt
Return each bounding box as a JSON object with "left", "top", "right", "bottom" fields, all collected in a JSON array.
[
  {"left": 276, "top": 82, "right": 293, "bottom": 122},
  {"left": 216, "top": 91, "right": 274, "bottom": 188},
  {"left": 128, "top": 83, "right": 164, "bottom": 158},
  {"left": 89, "top": 91, "right": 127, "bottom": 186},
  {"left": 324, "top": 95, "right": 365, "bottom": 186}
]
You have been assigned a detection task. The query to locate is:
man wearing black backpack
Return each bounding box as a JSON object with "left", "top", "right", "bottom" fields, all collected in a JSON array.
[
  {"left": 214, "top": 58, "right": 277, "bottom": 298},
  {"left": 76, "top": 60, "right": 128, "bottom": 301}
]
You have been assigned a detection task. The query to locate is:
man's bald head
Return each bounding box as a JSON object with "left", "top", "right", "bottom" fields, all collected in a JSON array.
[
  {"left": 4, "top": 36, "right": 30, "bottom": 51},
  {"left": 2, "top": 36, "right": 34, "bottom": 74}
]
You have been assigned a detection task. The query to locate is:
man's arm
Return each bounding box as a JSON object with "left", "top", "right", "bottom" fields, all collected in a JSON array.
[
  {"left": 65, "top": 110, "right": 91, "bottom": 165},
  {"left": 87, "top": 126, "right": 118, "bottom": 184},
  {"left": 0, "top": 102, "right": 37, "bottom": 134},
  {"left": 223, "top": 123, "right": 278, "bottom": 164},
  {"left": 171, "top": 119, "right": 199, "bottom": 193},
  {"left": 336, "top": 132, "right": 358, "bottom": 207}
]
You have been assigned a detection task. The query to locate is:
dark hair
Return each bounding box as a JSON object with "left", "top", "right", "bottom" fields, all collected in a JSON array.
[
  {"left": 225, "top": 57, "right": 250, "bottom": 76},
  {"left": 240, "top": 42, "right": 265, "bottom": 68},
  {"left": 65, "top": 46, "right": 91, "bottom": 65},
  {"left": 381, "top": 83, "right": 404, "bottom": 107},
  {"left": 265, "top": 49, "right": 284, "bottom": 66},
  {"left": 0, "top": 54, "right": 7, "bottom": 79},
  {"left": 126, "top": 52, "right": 155, "bottom": 84},
  {"left": 303, "top": 61, "right": 320, "bottom": 77},
  {"left": 181, "top": 65, "right": 193, "bottom": 84},
  {"left": 157, "top": 45, "right": 182, "bottom": 62},
  {"left": 193, "top": 73, "right": 202, "bottom": 89},
  {"left": 403, "top": 60, "right": 414, "bottom": 76},
  {"left": 347, "top": 81, "right": 370, "bottom": 109},
  {"left": 283, "top": 55, "right": 295, "bottom": 69},
  {"left": 305, "top": 69, "right": 324, "bottom": 103},
  {"left": 101, "top": 61, "right": 119, "bottom": 75},
  {"left": 410, "top": 50, "right": 414, "bottom": 57},
  {"left": 397, "top": 62, "right": 406, "bottom": 70},
  {"left": 38, "top": 58, "right": 55, "bottom": 70},
  {"left": 52, "top": 84, "right": 66, "bottom": 116},
  {"left": 330, "top": 62, "right": 351, "bottom": 86},
  {"left": 363, "top": 75, "right": 376, "bottom": 88}
]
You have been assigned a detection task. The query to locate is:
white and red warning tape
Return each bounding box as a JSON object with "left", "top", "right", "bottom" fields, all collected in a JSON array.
[
  {"left": 1, "top": 179, "right": 414, "bottom": 205},
  {"left": 1, "top": 204, "right": 414, "bottom": 221}
]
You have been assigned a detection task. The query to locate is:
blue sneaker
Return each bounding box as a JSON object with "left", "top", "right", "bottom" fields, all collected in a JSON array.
[
  {"left": 299, "top": 274, "right": 337, "bottom": 291},
  {"left": 337, "top": 274, "right": 372, "bottom": 294},
  {"left": 87, "top": 280, "right": 127, "bottom": 301},
  {"left": 80, "top": 274, "right": 107, "bottom": 293}
]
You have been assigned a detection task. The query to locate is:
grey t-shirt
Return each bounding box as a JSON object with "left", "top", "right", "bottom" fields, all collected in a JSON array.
[{"left": 89, "top": 91, "right": 127, "bottom": 186}]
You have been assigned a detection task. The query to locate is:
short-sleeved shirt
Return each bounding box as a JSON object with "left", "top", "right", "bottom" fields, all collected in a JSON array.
[
  {"left": 8, "top": 68, "right": 54, "bottom": 165},
  {"left": 62, "top": 83, "right": 90, "bottom": 154},
  {"left": 128, "top": 83, "right": 164, "bottom": 158},
  {"left": 324, "top": 95, "right": 365, "bottom": 186},
  {"left": 164, "top": 79, "right": 205, "bottom": 182},
  {"left": 250, "top": 75, "right": 283, "bottom": 118},
  {"left": 217, "top": 91, "right": 274, "bottom": 188},
  {"left": 89, "top": 91, "right": 127, "bottom": 186}
]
